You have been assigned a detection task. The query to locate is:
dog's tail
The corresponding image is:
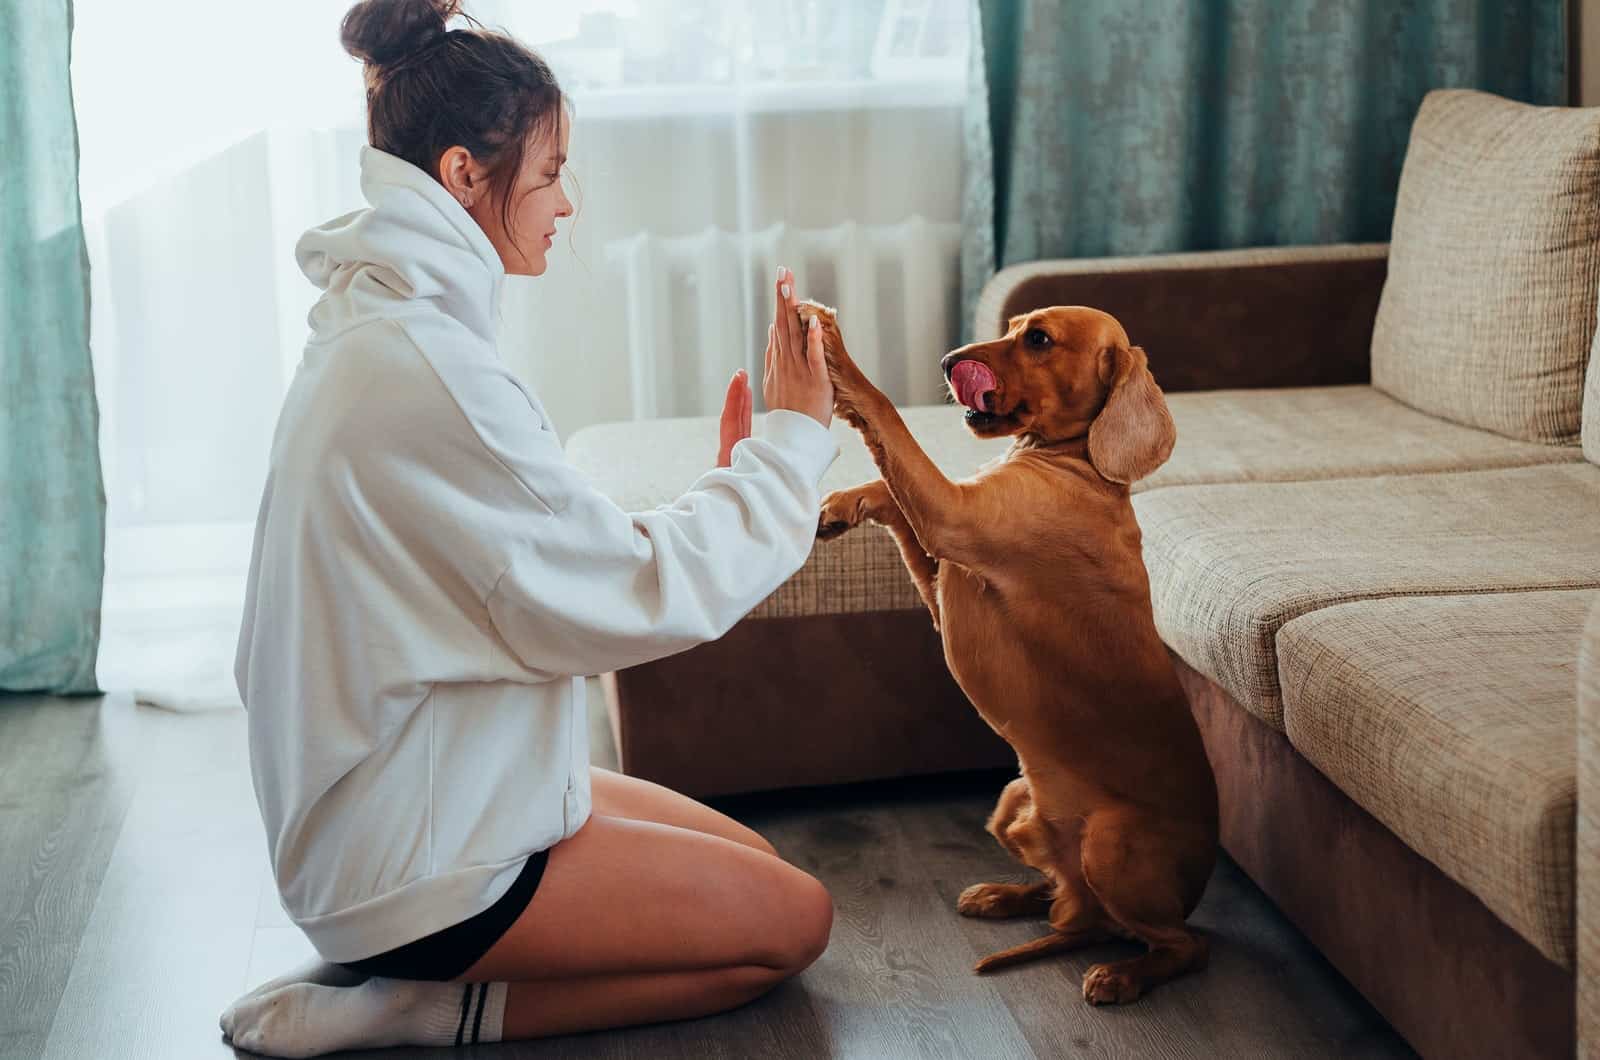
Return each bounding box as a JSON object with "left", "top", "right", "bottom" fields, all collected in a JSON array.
[{"left": 974, "top": 932, "right": 1089, "bottom": 974}]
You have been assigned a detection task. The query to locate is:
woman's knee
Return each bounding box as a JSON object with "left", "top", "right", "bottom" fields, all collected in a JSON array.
[
  {"left": 794, "top": 874, "right": 834, "bottom": 969},
  {"left": 754, "top": 870, "right": 833, "bottom": 974}
]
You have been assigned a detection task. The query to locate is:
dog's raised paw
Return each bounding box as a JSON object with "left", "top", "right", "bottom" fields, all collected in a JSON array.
[
  {"left": 816, "top": 490, "right": 862, "bottom": 539},
  {"left": 1082, "top": 963, "right": 1142, "bottom": 1005},
  {"left": 816, "top": 518, "right": 852, "bottom": 541}
]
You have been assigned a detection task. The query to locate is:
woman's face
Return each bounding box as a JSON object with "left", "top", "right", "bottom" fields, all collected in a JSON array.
[{"left": 466, "top": 117, "right": 573, "bottom": 278}]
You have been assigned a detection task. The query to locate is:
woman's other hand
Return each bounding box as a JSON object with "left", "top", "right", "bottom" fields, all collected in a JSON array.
[
  {"left": 715, "top": 369, "right": 753, "bottom": 468},
  {"left": 763, "top": 266, "right": 833, "bottom": 429}
]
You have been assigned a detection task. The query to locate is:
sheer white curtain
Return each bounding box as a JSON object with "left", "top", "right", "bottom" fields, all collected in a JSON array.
[{"left": 74, "top": 0, "right": 968, "bottom": 706}]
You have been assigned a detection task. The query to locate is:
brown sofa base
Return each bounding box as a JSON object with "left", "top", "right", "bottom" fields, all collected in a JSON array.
[
  {"left": 602, "top": 609, "right": 1015, "bottom": 800},
  {"left": 1174, "top": 656, "right": 1573, "bottom": 1059}
]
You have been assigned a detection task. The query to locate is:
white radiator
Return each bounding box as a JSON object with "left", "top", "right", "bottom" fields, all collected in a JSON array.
[{"left": 605, "top": 217, "right": 963, "bottom": 420}]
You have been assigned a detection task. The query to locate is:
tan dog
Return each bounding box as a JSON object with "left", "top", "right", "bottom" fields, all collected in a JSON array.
[{"left": 804, "top": 301, "right": 1219, "bottom": 1005}]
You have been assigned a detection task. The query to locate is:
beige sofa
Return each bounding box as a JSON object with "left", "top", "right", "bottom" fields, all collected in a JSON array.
[{"left": 567, "top": 90, "right": 1600, "bottom": 1057}]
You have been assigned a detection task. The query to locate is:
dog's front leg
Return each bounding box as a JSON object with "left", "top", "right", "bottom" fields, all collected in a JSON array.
[
  {"left": 818, "top": 479, "right": 941, "bottom": 629},
  {"left": 822, "top": 342, "right": 985, "bottom": 567}
]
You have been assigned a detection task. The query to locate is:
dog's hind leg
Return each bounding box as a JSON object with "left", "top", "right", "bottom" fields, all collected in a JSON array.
[
  {"left": 1077, "top": 813, "right": 1209, "bottom": 1005},
  {"left": 963, "top": 779, "right": 1106, "bottom": 935},
  {"left": 972, "top": 890, "right": 1112, "bottom": 973},
  {"left": 957, "top": 880, "right": 1052, "bottom": 919},
  {"left": 984, "top": 777, "right": 1033, "bottom": 860},
  {"left": 972, "top": 926, "right": 1108, "bottom": 974},
  {"left": 958, "top": 779, "right": 1045, "bottom": 917}
]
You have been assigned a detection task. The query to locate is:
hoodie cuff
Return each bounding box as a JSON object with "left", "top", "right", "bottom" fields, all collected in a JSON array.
[{"left": 759, "top": 409, "right": 839, "bottom": 487}]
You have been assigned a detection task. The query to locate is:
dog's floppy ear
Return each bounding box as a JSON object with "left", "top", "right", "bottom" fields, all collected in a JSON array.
[{"left": 1087, "top": 345, "right": 1175, "bottom": 485}]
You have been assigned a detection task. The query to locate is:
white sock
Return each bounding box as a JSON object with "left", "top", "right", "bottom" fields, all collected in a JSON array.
[
  {"left": 221, "top": 977, "right": 508, "bottom": 1058},
  {"left": 220, "top": 958, "right": 369, "bottom": 1041},
  {"left": 240, "top": 958, "right": 369, "bottom": 1000}
]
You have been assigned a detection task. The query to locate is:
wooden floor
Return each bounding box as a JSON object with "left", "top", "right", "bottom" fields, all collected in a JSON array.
[{"left": 1, "top": 688, "right": 1414, "bottom": 1059}]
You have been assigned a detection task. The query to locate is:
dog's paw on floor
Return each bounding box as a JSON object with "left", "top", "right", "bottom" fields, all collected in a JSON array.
[
  {"left": 957, "top": 881, "right": 1049, "bottom": 919},
  {"left": 1082, "top": 962, "right": 1143, "bottom": 1005}
]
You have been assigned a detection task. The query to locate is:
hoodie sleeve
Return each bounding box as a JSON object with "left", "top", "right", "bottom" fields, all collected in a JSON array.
[
  {"left": 483, "top": 407, "right": 837, "bottom": 680},
  {"left": 393, "top": 328, "right": 839, "bottom": 681}
]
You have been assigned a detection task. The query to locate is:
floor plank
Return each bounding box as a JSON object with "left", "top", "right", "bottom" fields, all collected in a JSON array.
[
  {"left": 0, "top": 694, "right": 141, "bottom": 1060},
  {"left": 36, "top": 698, "right": 263, "bottom": 1060},
  {"left": 0, "top": 693, "right": 1414, "bottom": 1059}
]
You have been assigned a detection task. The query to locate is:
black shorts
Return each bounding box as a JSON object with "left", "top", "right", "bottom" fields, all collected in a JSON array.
[{"left": 338, "top": 848, "right": 550, "bottom": 981}]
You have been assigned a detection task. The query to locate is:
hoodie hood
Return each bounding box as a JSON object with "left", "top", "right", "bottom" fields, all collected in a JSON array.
[{"left": 296, "top": 146, "right": 506, "bottom": 346}]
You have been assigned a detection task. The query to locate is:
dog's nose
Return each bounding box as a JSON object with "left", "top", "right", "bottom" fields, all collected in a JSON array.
[{"left": 940, "top": 351, "right": 963, "bottom": 380}]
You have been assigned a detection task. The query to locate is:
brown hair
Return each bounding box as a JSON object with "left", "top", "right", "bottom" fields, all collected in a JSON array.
[{"left": 340, "top": 0, "right": 566, "bottom": 249}]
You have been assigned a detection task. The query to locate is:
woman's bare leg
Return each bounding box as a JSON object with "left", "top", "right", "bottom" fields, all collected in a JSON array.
[
  {"left": 588, "top": 765, "right": 776, "bottom": 854},
  {"left": 462, "top": 812, "right": 832, "bottom": 1039},
  {"left": 226, "top": 776, "right": 826, "bottom": 1054},
  {"left": 499, "top": 964, "right": 796, "bottom": 1038}
]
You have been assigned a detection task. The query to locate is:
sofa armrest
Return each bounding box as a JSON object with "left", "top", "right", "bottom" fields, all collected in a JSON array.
[
  {"left": 973, "top": 243, "right": 1389, "bottom": 393},
  {"left": 1580, "top": 599, "right": 1600, "bottom": 1055}
]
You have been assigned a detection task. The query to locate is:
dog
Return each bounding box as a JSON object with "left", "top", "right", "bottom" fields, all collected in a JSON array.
[{"left": 802, "top": 301, "right": 1219, "bottom": 1005}]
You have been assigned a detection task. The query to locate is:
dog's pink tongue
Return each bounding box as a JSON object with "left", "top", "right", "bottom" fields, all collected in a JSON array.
[{"left": 951, "top": 360, "right": 998, "bottom": 412}]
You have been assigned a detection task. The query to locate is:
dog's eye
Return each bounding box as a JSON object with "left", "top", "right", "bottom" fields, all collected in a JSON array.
[{"left": 1025, "top": 328, "right": 1051, "bottom": 349}]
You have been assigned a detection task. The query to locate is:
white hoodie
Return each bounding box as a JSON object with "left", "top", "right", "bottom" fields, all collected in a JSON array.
[{"left": 235, "top": 145, "right": 838, "bottom": 963}]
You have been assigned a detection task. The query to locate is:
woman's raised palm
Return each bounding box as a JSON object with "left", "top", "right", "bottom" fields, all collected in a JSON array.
[{"left": 715, "top": 265, "right": 832, "bottom": 468}]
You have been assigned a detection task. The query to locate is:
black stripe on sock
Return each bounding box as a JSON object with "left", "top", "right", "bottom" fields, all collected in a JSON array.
[
  {"left": 454, "top": 983, "right": 473, "bottom": 1046},
  {"left": 470, "top": 982, "right": 489, "bottom": 1044}
]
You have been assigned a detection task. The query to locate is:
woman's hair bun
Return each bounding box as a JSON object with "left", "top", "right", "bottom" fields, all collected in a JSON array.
[{"left": 341, "top": 0, "right": 464, "bottom": 68}]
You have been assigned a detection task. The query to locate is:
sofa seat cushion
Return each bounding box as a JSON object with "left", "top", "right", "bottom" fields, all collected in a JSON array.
[
  {"left": 567, "top": 395, "right": 1584, "bottom": 620},
  {"left": 1277, "top": 590, "right": 1597, "bottom": 968},
  {"left": 1134, "top": 463, "right": 1600, "bottom": 730},
  {"left": 1370, "top": 89, "right": 1600, "bottom": 445}
]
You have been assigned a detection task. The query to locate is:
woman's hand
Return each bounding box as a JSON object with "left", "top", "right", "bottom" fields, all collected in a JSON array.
[
  {"left": 763, "top": 266, "right": 834, "bottom": 428},
  {"left": 716, "top": 267, "right": 831, "bottom": 467},
  {"left": 715, "top": 369, "right": 753, "bottom": 468}
]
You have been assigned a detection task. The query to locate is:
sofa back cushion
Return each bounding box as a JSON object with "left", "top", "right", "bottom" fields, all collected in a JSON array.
[{"left": 1371, "top": 90, "right": 1600, "bottom": 445}]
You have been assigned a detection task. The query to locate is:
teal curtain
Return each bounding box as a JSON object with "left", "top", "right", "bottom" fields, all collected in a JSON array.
[
  {"left": 961, "top": 0, "right": 1569, "bottom": 337},
  {"left": 1, "top": 0, "right": 105, "bottom": 695}
]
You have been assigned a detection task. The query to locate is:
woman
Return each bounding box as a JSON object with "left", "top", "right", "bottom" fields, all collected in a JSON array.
[{"left": 221, "top": 1, "right": 837, "bottom": 1054}]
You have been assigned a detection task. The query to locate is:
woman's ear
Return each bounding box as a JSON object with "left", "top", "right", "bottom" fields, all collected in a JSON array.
[
  {"left": 436, "top": 145, "right": 489, "bottom": 208},
  {"left": 1087, "top": 345, "right": 1175, "bottom": 485}
]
